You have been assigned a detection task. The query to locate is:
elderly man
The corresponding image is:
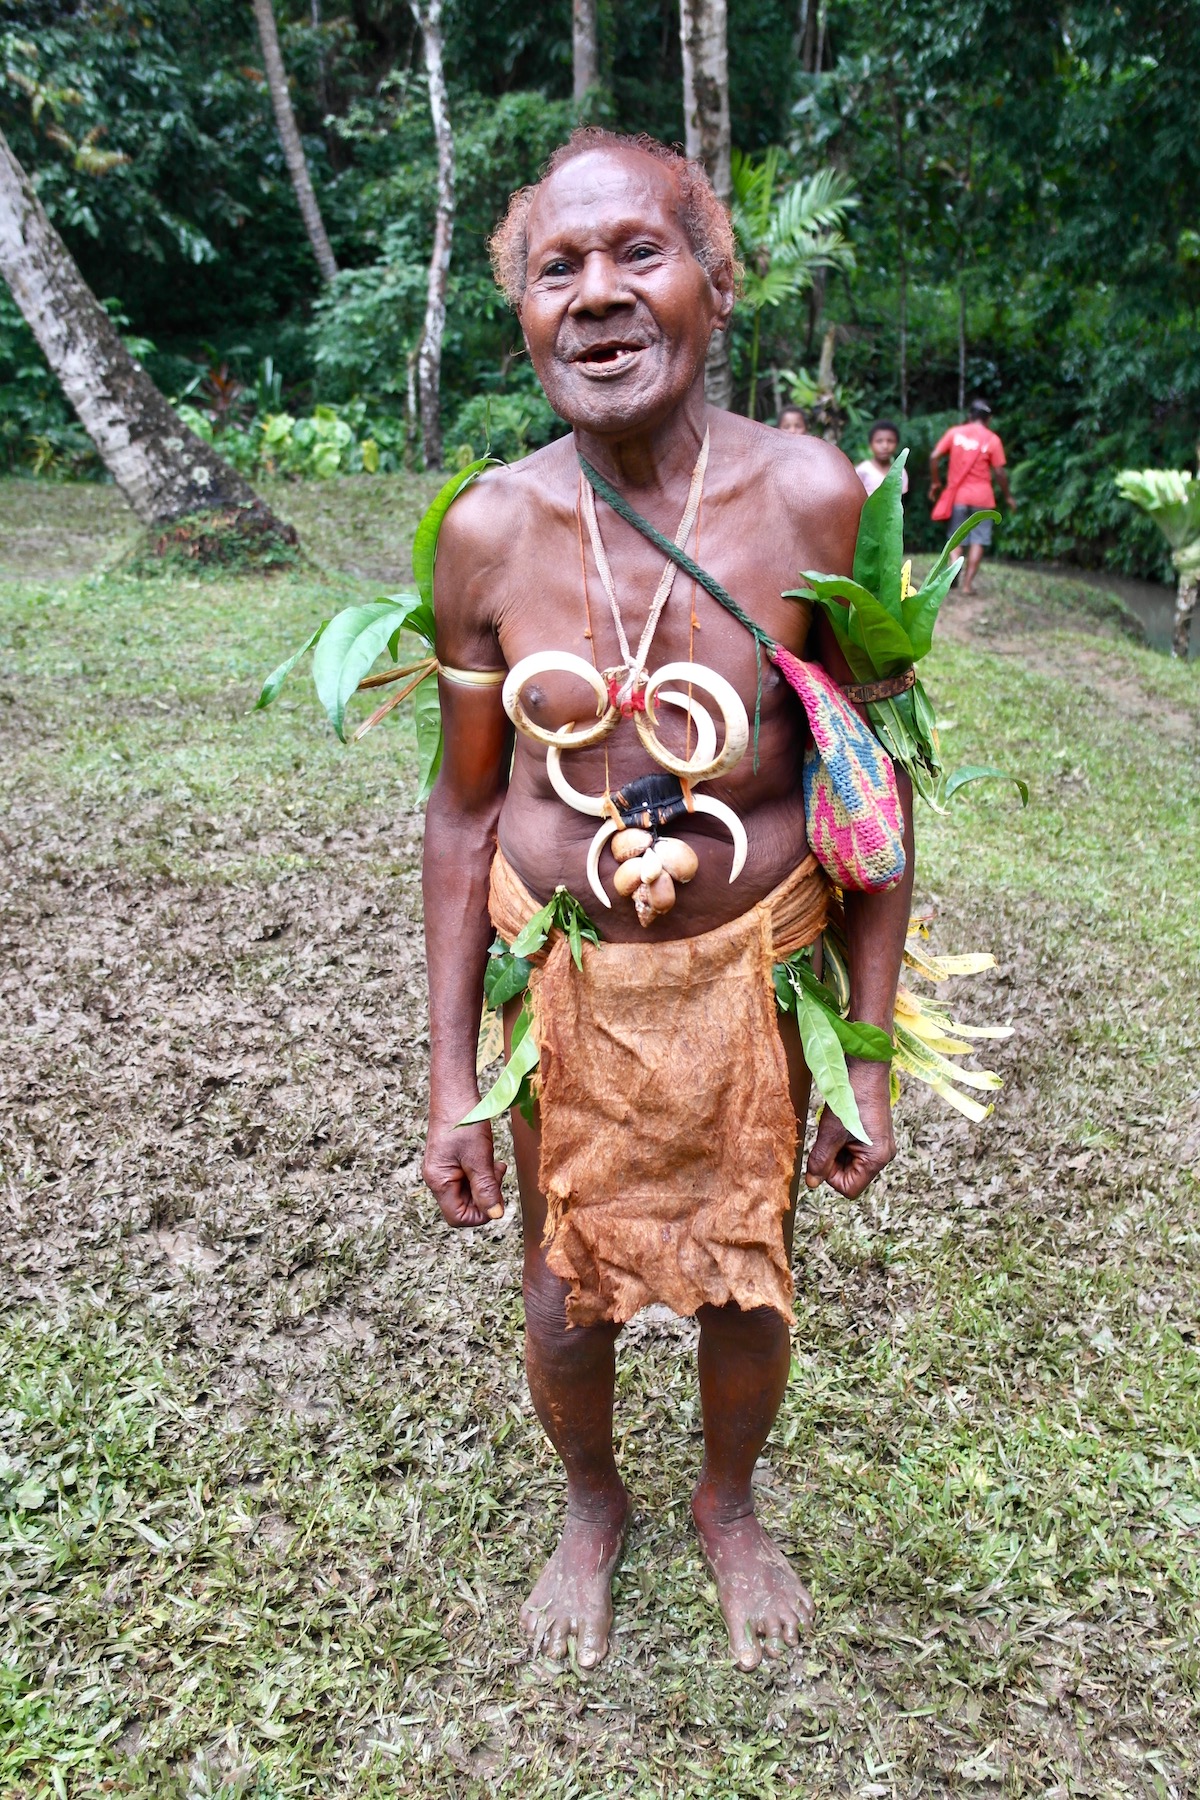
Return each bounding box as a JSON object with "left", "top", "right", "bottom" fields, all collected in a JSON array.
[{"left": 422, "top": 129, "right": 913, "bottom": 1672}]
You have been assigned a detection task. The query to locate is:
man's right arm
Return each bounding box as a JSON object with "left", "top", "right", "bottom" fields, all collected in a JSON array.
[{"left": 421, "top": 487, "right": 515, "bottom": 1228}]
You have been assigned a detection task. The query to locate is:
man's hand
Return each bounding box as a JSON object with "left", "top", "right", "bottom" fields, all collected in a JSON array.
[
  {"left": 803, "top": 1062, "right": 896, "bottom": 1200},
  {"left": 423, "top": 1115, "right": 508, "bottom": 1228},
  {"left": 928, "top": 481, "right": 942, "bottom": 503}
]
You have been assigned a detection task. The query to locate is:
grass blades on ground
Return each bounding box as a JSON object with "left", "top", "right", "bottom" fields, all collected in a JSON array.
[{"left": 1, "top": 481, "right": 1198, "bottom": 1798}]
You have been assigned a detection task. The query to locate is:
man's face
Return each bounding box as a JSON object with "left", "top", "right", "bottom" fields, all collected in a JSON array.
[
  {"left": 518, "top": 149, "right": 731, "bottom": 435},
  {"left": 778, "top": 411, "right": 807, "bottom": 436},
  {"left": 870, "top": 429, "right": 898, "bottom": 464}
]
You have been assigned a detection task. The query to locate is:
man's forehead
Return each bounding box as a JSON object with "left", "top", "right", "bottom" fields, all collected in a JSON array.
[{"left": 527, "top": 149, "right": 686, "bottom": 246}]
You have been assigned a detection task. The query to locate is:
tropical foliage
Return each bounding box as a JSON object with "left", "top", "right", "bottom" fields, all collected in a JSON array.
[
  {"left": 2, "top": 1, "right": 1197, "bottom": 574},
  {"left": 730, "top": 150, "right": 856, "bottom": 420}
]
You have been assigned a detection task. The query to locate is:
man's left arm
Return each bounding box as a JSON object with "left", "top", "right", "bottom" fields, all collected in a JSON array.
[
  {"left": 994, "top": 447, "right": 1017, "bottom": 511},
  {"left": 798, "top": 452, "right": 916, "bottom": 1199}
]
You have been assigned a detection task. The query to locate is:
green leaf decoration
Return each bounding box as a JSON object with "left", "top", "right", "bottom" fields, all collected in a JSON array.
[
  {"left": 382, "top": 591, "right": 435, "bottom": 659},
  {"left": 942, "top": 764, "right": 1030, "bottom": 807},
  {"left": 256, "top": 620, "right": 328, "bottom": 709},
  {"left": 509, "top": 895, "right": 557, "bottom": 960},
  {"left": 777, "top": 955, "right": 894, "bottom": 1063},
  {"left": 852, "top": 450, "right": 908, "bottom": 617},
  {"left": 508, "top": 887, "right": 601, "bottom": 964},
  {"left": 800, "top": 573, "right": 914, "bottom": 674},
  {"left": 412, "top": 458, "right": 498, "bottom": 612},
  {"left": 484, "top": 937, "right": 534, "bottom": 1009},
  {"left": 900, "top": 566, "right": 956, "bottom": 661},
  {"left": 458, "top": 1000, "right": 540, "bottom": 1124},
  {"left": 793, "top": 987, "right": 872, "bottom": 1143},
  {"left": 411, "top": 672, "right": 443, "bottom": 802},
  {"left": 312, "top": 600, "right": 429, "bottom": 743}
]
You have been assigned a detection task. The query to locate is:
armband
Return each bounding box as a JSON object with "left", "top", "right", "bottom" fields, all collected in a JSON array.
[
  {"left": 438, "top": 663, "right": 506, "bottom": 688},
  {"left": 840, "top": 667, "right": 916, "bottom": 704}
]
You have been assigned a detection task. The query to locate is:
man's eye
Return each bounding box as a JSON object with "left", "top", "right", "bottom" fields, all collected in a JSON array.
[
  {"left": 629, "top": 244, "right": 658, "bottom": 261},
  {"left": 541, "top": 260, "right": 571, "bottom": 278}
]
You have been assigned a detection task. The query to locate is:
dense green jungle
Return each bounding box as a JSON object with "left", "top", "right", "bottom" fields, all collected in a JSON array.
[{"left": 2, "top": 0, "right": 1198, "bottom": 578}]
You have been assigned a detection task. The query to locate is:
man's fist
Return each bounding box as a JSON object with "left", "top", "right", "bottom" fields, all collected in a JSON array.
[
  {"left": 804, "top": 1062, "right": 896, "bottom": 1200},
  {"left": 423, "top": 1117, "right": 508, "bottom": 1227}
]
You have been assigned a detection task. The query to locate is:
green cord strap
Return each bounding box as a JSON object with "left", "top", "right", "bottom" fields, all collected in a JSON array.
[{"left": 578, "top": 453, "right": 773, "bottom": 765}]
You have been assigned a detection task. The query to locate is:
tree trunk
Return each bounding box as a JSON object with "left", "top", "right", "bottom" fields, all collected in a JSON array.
[
  {"left": 679, "top": 0, "right": 732, "bottom": 410},
  {"left": 1173, "top": 575, "right": 1196, "bottom": 659},
  {"left": 890, "top": 78, "right": 909, "bottom": 418},
  {"left": 573, "top": 0, "right": 599, "bottom": 107},
  {"left": 252, "top": 0, "right": 338, "bottom": 283},
  {"left": 410, "top": 0, "right": 454, "bottom": 470},
  {"left": 0, "top": 126, "right": 293, "bottom": 543}
]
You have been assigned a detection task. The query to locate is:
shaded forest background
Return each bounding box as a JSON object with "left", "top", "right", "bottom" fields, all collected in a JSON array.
[{"left": 2, "top": 0, "right": 1198, "bottom": 576}]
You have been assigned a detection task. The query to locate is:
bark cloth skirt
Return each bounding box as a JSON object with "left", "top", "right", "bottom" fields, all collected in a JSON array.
[{"left": 488, "top": 848, "right": 829, "bottom": 1329}]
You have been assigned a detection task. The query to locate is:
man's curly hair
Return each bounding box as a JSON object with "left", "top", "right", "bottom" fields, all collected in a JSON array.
[{"left": 489, "top": 128, "right": 738, "bottom": 310}]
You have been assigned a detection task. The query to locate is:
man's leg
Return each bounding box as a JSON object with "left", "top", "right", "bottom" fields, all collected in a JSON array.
[
  {"left": 691, "top": 1012, "right": 816, "bottom": 1669},
  {"left": 509, "top": 1074, "right": 628, "bottom": 1668},
  {"left": 961, "top": 540, "right": 986, "bottom": 593}
]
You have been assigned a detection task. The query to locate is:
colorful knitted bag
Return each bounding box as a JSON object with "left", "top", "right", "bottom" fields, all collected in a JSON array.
[
  {"left": 773, "top": 648, "right": 906, "bottom": 892},
  {"left": 578, "top": 457, "right": 908, "bottom": 895}
]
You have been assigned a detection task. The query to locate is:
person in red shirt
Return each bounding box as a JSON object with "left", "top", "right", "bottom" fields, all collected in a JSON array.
[{"left": 928, "top": 399, "right": 1017, "bottom": 594}]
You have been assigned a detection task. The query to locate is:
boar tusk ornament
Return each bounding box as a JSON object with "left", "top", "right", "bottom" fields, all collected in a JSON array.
[{"left": 503, "top": 651, "right": 751, "bottom": 925}]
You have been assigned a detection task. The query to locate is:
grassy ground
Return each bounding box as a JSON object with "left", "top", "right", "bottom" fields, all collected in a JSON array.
[{"left": 1, "top": 477, "right": 1198, "bottom": 1799}]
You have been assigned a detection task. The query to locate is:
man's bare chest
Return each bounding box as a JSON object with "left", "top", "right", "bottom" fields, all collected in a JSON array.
[{"left": 492, "top": 508, "right": 816, "bottom": 708}]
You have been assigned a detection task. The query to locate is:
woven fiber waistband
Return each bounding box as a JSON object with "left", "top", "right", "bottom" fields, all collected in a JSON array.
[{"left": 488, "top": 846, "right": 828, "bottom": 962}]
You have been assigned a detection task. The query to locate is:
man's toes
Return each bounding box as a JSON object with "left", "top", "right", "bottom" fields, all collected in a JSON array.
[
  {"left": 781, "top": 1612, "right": 801, "bottom": 1647},
  {"left": 543, "top": 1617, "right": 571, "bottom": 1661},
  {"left": 732, "top": 1629, "right": 762, "bottom": 1671},
  {"left": 577, "top": 1622, "right": 608, "bottom": 1669}
]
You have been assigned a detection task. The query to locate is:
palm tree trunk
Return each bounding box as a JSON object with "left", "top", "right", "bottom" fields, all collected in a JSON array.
[
  {"left": 410, "top": 0, "right": 454, "bottom": 470},
  {"left": 747, "top": 309, "right": 761, "bottom": 421},
  {"left": 252, "top": 0, "right": 338, "bottom": 283},
  {"left": 679, "top": 0, "right": 732, "bottom": 410},
  {"left": 573, "top": 0, "right": 599, "bottom": 108},
  {"left": 890, "top": 76, "right": 909, "bottom": 418},
  {"left": 0, "top": 127, "right": 292, "bottom": 539}
]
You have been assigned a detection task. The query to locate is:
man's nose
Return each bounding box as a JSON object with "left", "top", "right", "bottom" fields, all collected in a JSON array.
[{"left": 568, "top": 250, "right": 633, "bottom": 316}]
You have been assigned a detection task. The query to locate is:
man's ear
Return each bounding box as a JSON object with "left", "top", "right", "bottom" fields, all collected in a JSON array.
[{"left": 708, "top": 260, "right": 735, "bottom": 334}]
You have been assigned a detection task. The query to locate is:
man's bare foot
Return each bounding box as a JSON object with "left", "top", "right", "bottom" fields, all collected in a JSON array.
[
  {"left": 520, "top": 1495, "right": 629, "bottom": 1668},
  {"left": 692, "top": 1486, "right": 813, "bottom": 1670}
]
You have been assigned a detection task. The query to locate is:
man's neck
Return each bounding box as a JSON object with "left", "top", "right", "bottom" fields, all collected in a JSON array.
[{"left": 571, "top": 381, "right": 709, "bottom": 497}]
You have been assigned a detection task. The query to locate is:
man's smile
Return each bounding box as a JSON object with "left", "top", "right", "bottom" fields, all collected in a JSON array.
[{"left": 567, "top": 339, "right": 650, "bottom": 378}]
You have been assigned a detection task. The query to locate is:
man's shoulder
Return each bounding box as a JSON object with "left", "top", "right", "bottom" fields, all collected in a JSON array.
[
  {"left": 716, "top": 411, "right": 862, "bottom": 514},
  {"left": 436, "top": 436, "right": 575, "bottom": 557}
]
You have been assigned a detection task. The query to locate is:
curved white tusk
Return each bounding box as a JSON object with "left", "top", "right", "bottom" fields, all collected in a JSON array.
[
  {"left": 584, "top": 818, "right": 618, "bottom": 908},
  {"left": 655, "top": 689, "right": 717, "bottom": 769},
  {"left": 503, "top": 652, "right": 619, "bottom": 750},
  {"left": 545, "top": 735, "right": 608, "bottom": 816},
  {"left": 636, "top": 661, "right": 749, "bottom": 781},
  {"left": 690, "top": 794, "right": 748, "bottom": 882}
]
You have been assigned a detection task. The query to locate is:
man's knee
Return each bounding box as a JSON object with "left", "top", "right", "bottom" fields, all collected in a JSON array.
[
  {"left": 522, "top": 1255, "right": 574, "bottom": 1340},
  {"left": 523, "top": 1257, "right": 617, "bottom": 1359},
  {"left": 698, "top": 1300, "right": 788, "bottom": 1347}
]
